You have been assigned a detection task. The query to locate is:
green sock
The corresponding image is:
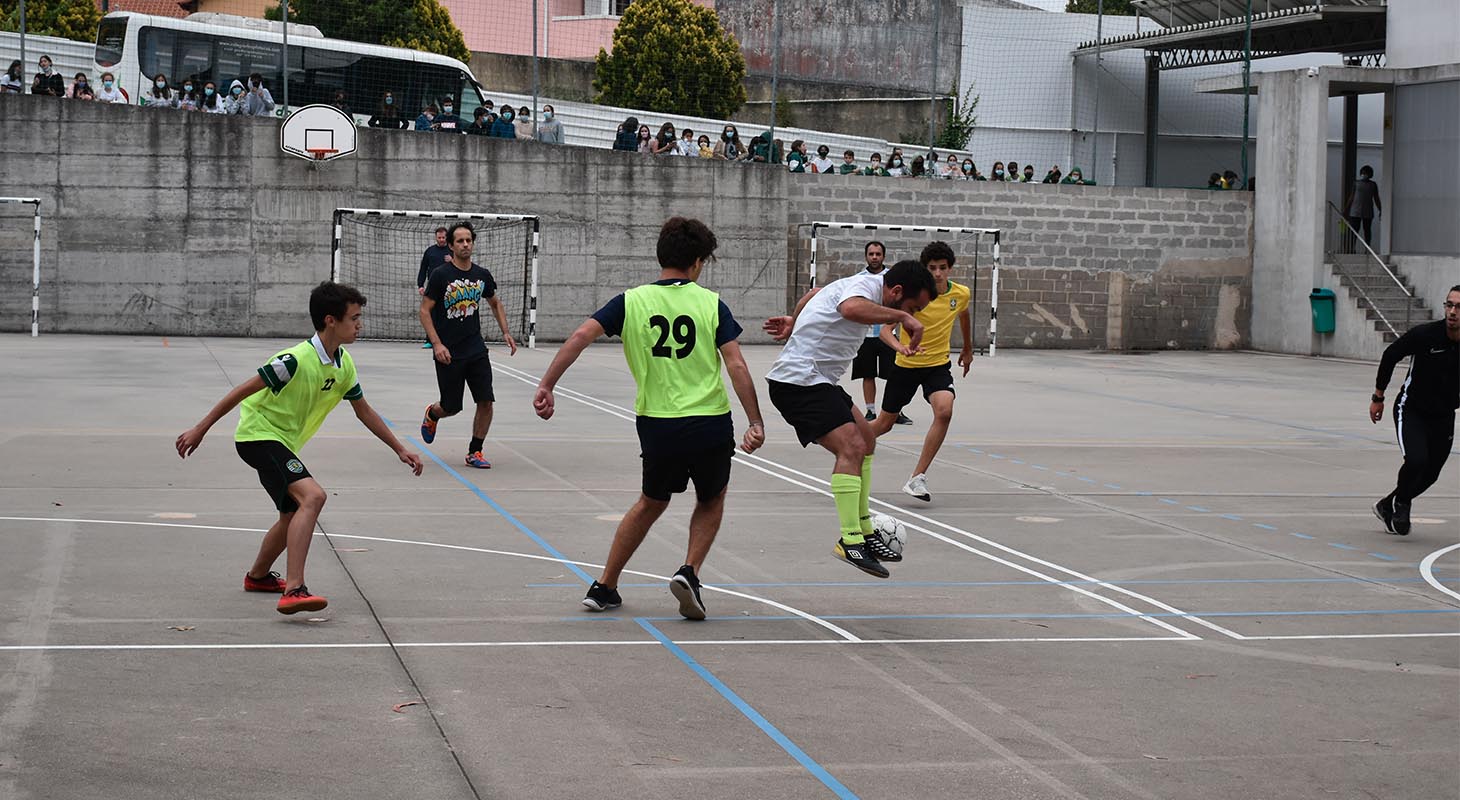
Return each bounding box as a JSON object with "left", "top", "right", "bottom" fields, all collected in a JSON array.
[
  {"left": 859, "top": 455, "right": 874, "bottom": 535},
  {"left": 831, "top": 473, "right": 864, "bottom": 542}
]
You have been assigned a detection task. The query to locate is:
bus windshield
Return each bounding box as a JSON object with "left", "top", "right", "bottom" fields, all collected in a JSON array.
[{"left": 95, "top": 17, "right": 127, "bottom": 68}]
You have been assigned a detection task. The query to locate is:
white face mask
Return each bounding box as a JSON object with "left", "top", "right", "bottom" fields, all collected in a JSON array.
[{"left": 41, "top": 64, "right": 53, "bottom": 74}]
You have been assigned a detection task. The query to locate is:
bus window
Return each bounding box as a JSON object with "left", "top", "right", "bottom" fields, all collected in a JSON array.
[
  {"left": 176, "top": 33, "right": 215, "bottom": 86},
  {"left": 138, "top": 26, "right": 176, "bottom": 80},
  {"left": 215, "top": 36, "right": 280, "bottom": 94},
  {"left": 300, "top": 46, "right": 356, "bottom": 109},
  {"left": 95, "top": 17, "right": 127, "bottom": 68},
  {"left": 352, "top": 56, "right": 408, "bottom": 117},
  {"left": 457, "top": 71, "right": 483, "bottom": 119},
  {"left": 416, "top": 64, "right": 461, "bottom": 116}
]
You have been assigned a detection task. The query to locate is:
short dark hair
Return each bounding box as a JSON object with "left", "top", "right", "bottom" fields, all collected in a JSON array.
[
  {"left": 657, "top": 217, "right": 717, "bottom": 269},
  {"left": 920, "top": 241, "right": 956, "bottom": 267},
  {"left": 434, "top": 226, "right": 448, "bottom": 234},
  {"left": 447, "top": 221, "right": 475, "bottom": 244},
  {"left": 864, "top": 241, "right": 885, "bottom": 256},
  {"left": 1360, "top": 165, "right": 1374, "bottom": 178},
  {"left": 310, "top": 281, "right": 367, "bottom": 331},
  {"left": 248, "top": 72, "right": 263, "bottom": 83},
  {"left": 1449, "top": 284, "right": 1460, "bottom": 294},
  {"left": 884, "top": 259, "right": 939, "bottom": 303}
]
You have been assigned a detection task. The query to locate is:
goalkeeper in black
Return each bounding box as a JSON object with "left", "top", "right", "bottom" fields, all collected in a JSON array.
[{"left": 1369, "top": 285, "right": 1459, "bottom": 536}]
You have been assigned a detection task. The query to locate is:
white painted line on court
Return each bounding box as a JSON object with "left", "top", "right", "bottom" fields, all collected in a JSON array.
[
  {"left": 497, "top": 364, "right": 1231, "bottom": 641},
  {"left": 0, "top": 516, "right": 860, "bottom": 642},
  {"left": 1420, "top": 543, "right": 1460, "bottom": 603},
  {"left": 1235, "top": 632, "right": 1460, "bottom": 641}
]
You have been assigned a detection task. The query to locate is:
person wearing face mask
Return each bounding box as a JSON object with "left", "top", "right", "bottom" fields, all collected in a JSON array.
[
  {"left": 369, "top": 91, "right": 406, "bottom": 129},
  {"left": 514, "top": 106, "right": 535, "bottom": 139},
  {"left": 1060, "top": 167, "right": 1090, "bottom": 185},
  {"left": 713, "top": 126, "right": 746, "bottom": 161},
  {"left": 1007, "top": 161, "right": 1021, "bottom": 182},
  {"left": 809, "top": 144, "right": 835, "bottom": 174},
  {"left": 225, "top": 79, "right": 248, "bottom": 114},
  {"left": 95, "top": 71, "right": 126, "bottom": 103},
  {"left": 433, "top": 98, "right": 464, "bottom": 132},
  {"left": 940, "top": 154, "right": 960, "bottom": 179},
  {"left": 1, "top": 61, "right": 23, "bottom": 95},
  {"left": 201, "top": 81, "right": 226, "bottom": 114},
  {"left": 1021, "top": 164, "right": 1036, "bottom": 183},
  {"left": 331, "top": 89, "right": 352, "bottom": 117},
  {"left": 536, "top": 104, "right": 564, "bottom": 144},
  {"left": 177, "top": 77, "right": 202, "bottom": 111},
  {"left": 31, "top": 55, "right": 65, "bottom": 97},
  {"left": 466, "top": 106, "right": 491, "bottom": 135},
  {"left": 990, "top": 161, "right": 1006, "bottom": 181},
  {"left": 69, "top": 73, "right": 95, "bottom": 101},
  {"left": 960, "top": 159, "right": 977, "bottom": 180},
  {"left": 242, "top": 72, "right": 275, "bottom": 117},
  {"left": 887, "top": 155, "right": 909, "bottom": 177},
  {"left": 489, "top": 105, "right": 517, "bottom": 138},
  {"left": 697, "top": 135, "right": 714, "bottom": 158},
  {"left": 786, "top": 140, "right": 809, "bottom": 172},
  {"left": 862, "top": 153, "right": 889, "bottom": 177},
  {"left": 142, "top": 73, "right": 177, "bottom": 109},
  {"left": 675, "top": 127, "right": 697, "bottom": 156},
  {"left": 1043, "top": 166, "right": 1063, "bottom": 184},
  {"left": 750, "top": 131, "right": 782, "bottom": 164},
  {"left": 651, "top": 122, "right": 678, "bottom": 155}
]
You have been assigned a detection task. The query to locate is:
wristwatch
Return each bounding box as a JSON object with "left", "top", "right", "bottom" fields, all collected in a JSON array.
[{"left": 1371, "top": 393, "right": 1384, "bottom": 403}]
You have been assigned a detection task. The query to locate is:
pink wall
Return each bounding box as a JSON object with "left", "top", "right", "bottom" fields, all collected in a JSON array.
[{"left": 442, "top": 0, "right": 714, "bottom": 60}]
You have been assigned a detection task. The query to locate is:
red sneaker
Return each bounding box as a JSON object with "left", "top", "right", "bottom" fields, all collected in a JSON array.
[
  {"left": 465, "top": 451, "right": 491, "bottom": 469},
  {"left": 277, "top": 586, "right": 328, "bottom": 615},
  {"left": 244, "top": 571, "right": 286, "bottom": 593},
  {"left": 420, "top": 405, "right": 438, "bottom": 444}
]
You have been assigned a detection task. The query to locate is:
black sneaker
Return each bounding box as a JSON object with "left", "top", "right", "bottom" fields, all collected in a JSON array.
[
  {"left": 894, "top": 413, "right": 913, "bottom": 426},
  {"left": 670, "top": 565, "right": 707, "bottom": 621},
  {"left": 1372, "top": 496, "right": 1395, "bottom": 534},
  {"left": 864, "top": 410, "right": 877, "bottom": 422},
  {"left": 863, "top": 528, "right": 903, "bottom": 563},
  {"left": 1391, "top": 500, "right": 1411, "bottom": 536},
  {"left": 581, "top": 581, "right": 622, "bottom": 612},
  {"left": 833, "top": 536, "right": 890, "bottom": 579}
]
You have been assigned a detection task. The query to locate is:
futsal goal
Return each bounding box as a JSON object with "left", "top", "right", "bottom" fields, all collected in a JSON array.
[
  {"left": 0, "top": 198, "right": 41, "bottom": 337},
  {"left": 807, "top": 221, "right": 1002, "bottom": 355},
  {"left": 331, "top": 208, "right": 541, "bottom": 347}
]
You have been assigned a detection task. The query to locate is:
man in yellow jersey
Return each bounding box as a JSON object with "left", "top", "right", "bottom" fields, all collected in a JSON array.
[
  {"left": 533, "top": 218, "right": 765, "bottom": 620},
  {"left": 870, "top": 242, "right": 973, "bottom": 503},
  {"left": 176, "top": 282, "right": 424, "bottom": 615}
]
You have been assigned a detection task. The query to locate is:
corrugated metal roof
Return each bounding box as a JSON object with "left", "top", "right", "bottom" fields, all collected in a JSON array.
[{"left": 1129, "top": 0, "right": 1380, "bottom": 29}]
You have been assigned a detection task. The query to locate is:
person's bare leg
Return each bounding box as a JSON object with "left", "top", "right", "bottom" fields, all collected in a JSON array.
[
  {"left": 472, "top": 401, "right": 493, "bottom": 440},
  {"left": 817, "top": 421, "right": 869, "bottom": 475},
  {"left": 598, "top": 495, "right": 670, "bottom": 587},
  {"left": 862, "top": 377, "right": 877, "bottom": 409},
  {"left": 248, "top": 512, "right": 292, "bottom": 578},
  {"left": 912, "top": 391, "right": 955, "bottom": 477},
  {"left": 283, "top": 478, "right": 327, "bottom": 591},
  {"left": 684, "top": 491, "right": 726, "bottom": 572}
]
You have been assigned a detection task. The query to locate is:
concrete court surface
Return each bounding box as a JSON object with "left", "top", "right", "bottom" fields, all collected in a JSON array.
[{"left": 1, "top": 333, "right": 1456, "bottom": 800}]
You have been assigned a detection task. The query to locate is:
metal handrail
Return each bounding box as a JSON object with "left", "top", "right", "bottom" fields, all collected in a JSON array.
[{"left": 1324, "top": 200, "right": 1412, "bottom": 335}]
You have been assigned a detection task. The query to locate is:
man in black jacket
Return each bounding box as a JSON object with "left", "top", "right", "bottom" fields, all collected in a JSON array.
[{"left": 1370, "top": 285, "right": 1460, "bottom": 535}]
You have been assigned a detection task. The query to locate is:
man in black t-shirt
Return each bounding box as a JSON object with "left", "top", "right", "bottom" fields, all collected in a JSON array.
[
  {"left": 416, "top": 227, "right": 451, "bottom": 348},
  {"left": 418, "top": 222, "right": 518, "bottom": 468},
  {"left": 1369, "top": 285, "right": 1460, "bottom": 535}
]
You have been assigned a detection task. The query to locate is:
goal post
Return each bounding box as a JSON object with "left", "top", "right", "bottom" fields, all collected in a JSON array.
[
  {"left": 331, "top": 208, "right": 541, "bottom": 348},
  {"left": 809, "top": 221, "right": 1002, "bottom": 356},
  {"left": 0, "top": 198, "right": 41, "bottom": 338}
]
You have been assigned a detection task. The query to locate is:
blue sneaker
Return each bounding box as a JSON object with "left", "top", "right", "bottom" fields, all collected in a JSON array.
[{"left": 420, "top": 405, "right": 437, "bottom": 444}]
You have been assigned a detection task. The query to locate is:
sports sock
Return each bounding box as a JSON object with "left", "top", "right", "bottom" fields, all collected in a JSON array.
[
  {"left": 831, "top": 473, "right": 864, "bottom": 542},
  {"left": 865, "top": 404, "right": 875, "bottom": 414},
  {"left": 860, "top": 455, "right": 874, "bottom": 534},
  {"left": 469, "top": 436, "right": 484, "bottom": 453}
]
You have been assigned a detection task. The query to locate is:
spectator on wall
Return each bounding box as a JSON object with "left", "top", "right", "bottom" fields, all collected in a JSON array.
[
  {"left": 651, "top": 122, "right": 677, "bottom": 154},
  {"left": 95, "top": 71, "right": 126, "bottom": 103},
  {"left": 862, "top": 153, "right": 889, "bottom": 177},
  {"left": 839, "top": 150, "right": 860, "bottom": 174},
  {"left": 750, "top": 131, "right": 781, "bottom": 164},
  {"left": 1344, "top": 164, "right": 1382, "bottom": 249},
  {"left": 990, "top": 161, "right": 1006, "bottom": 181},
  {"left": 675, "top": 127, "right": 697, "bottom": 156},
  {"left": 465, "top": 106, "right": 491, "bottom": 135},
  {"left": 331, "top": 89, "right": 352, "bottom": 117},
  {"left": 635, "top": 124, "right": 654, "bottom": 153},
  {"left": 224, "top": 79, "right": 248, "bottom": 114},
  {"left": 177, "top": 77, "right": 202, "bottom": 111},
  {"left": 434, "top": 98, "right": 464, "bottom": 132},
  {"left": 1206, "top": 172, "right": 1222, "bottom": 189},
  {"left": 1021, "top": 164, "right": 1036, "bottom": 183},
  {"left": 414, "top": 104, "right": 437, "bottom": 130},
  {"left": 31, "top": 56, "right": 65, "bottom": 97},
  {"left": 613, "top": 116, "right": 639, "bottom": 151},
  {"left": 960, "top": 158, "right": 978, "bottom": 179},
  {"left": 369, "top": 91, "right": 407, "bottom": 129},
  {"left": 940, "top": 154, "right": 960, "bottom": 179},
  {"left": 809, "top": 144, "right": 835, "bottom": 174},
  {"left": 888, "top": 154, "right": 909, "bottom": 177},
  {"left": 537, "top": 104, "right": 564, "bottom": 144},
  {"left": 696, "top": 134, "right": 714, "bottom": 158},
  {"left": 490, "top": 106, "right": 517, "bottom": 138},
  {"left": 1, "top": 61, "right": 23, "bottom": 94},
  {"left": 69, "top": 73, "right": 94, "bottom": 100},
  {"left": 514, "top": 106, "right": 535, "bottom": 139},
  {"left": 242, "top": 73, "right": 275, "bottom": 116},
  {"left": 1221, "top": 170, "right": 1240, "bottom": 189},
  {"left": 1044, "top": 166, "right": 1063, "bottom": 184},
  {"left": 200, "top": 81, "right": 225, "bottom": 113},
  {"left": 142, "top": 73, "right": 177, "bottom": 109},
  {"left": 1060, "top": 167, "right": 1092, "bottom": 185},
  {"left": 1007, "top": 160, "right": 1021, "bottom": 181},
  {"left": 787, "top": 139, "right": 809, "bottom": 172},
  {"left": 713, "top": 125, "right": 747, "bottom": 160}
]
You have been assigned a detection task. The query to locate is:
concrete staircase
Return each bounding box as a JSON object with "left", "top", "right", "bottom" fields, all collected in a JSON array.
[{"left": 1327, "top": 254, "right": 1434, "bottom": 343}]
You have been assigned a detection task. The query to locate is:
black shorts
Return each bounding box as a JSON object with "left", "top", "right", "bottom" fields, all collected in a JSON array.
[
  {"left": 850, "top": 337, "right": 894, "bottom": 380},
  {"left": 768, "top": 379, "right": 859, "bottom": 448},
  {"left": 881, "top": 362, "right": 956, "bottom": 414},
  {"left": 435, "top": 351, "right": 494, "bottom": 414},
  {"left": 642, "top": 442, "right": 735, "bottom": 502},
  {"left": 236, "top": 440, "right": 312, "bottom": 513}
]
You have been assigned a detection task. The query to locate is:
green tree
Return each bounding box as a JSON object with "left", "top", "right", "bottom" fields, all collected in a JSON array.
[
  {"left": 0, "top": 0, "right": 101, "bottom": 42},
  {"left": 594, "top": 0, "right": 747, "bottom": 119},
  {"left": 1064, "top": 0, "right": 1136, "bottom": 15},
  {"left": 934, "top": 82, "right": 979, "bottom": 150},
  {"left": 265, "top": 0, "right": 469, "bottom": 64}
]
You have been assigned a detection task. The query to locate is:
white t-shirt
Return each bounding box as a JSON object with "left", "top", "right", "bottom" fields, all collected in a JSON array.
[
  {"left": 809, "top": 156, "right": 835, "bottom": 174},
  {"left": 767, "top": 272, "right": 884, "bottom": 387}
]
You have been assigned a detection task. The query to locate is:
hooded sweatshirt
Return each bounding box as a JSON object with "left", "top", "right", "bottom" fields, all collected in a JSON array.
[{"left": 224, "top": 80, "right": 248, "bottom": 115}]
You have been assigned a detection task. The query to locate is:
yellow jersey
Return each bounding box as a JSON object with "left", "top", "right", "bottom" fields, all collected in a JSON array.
[{"left": 896, "top": 280, "right": 971, "bottom": 368}]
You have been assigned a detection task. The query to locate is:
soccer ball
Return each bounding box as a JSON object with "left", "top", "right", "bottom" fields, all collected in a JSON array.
[{"left": 869, "top": 512, "right": 907, "bottom": 558}]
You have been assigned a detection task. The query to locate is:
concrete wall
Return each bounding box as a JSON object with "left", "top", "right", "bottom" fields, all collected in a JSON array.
[
  {"left": 1, "top": 94, "right": 1253, "bottom": 350},
  {"left": 1386, "top": 0, "right": 1460, "bottom": 70},
  {"left": 785, "top": 179, "right": 1252, "bottom": 350}
]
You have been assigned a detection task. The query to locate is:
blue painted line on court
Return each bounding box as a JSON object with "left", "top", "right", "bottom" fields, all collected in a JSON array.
[
  {"left": 1031, "top": 465, "right": 1049, "bottom": 471},
  {"left": 1159, "top": 498, "right": 1180, "bottom": 505},
  {"left": 1291, "top": 532, "right": 1316, "bottom": 540},
  {"left": 1134, "top": 491, "right": 1153, "bottom": 496},
  {"left": 1055, "top": 471, "right": 1072, "bottom": 477},
  {"left": 1368, "top": 552, "right": 1398, "bottom": 561},
  {"left": 1077, "top": 476, "right": 1096, "bottom": 483},
  {"left": 402, "top": 431, "right": 596, "bottom": 585},
  {"left": 1253, "top": 523, "right": 1278, "bottom": 531},
  {"left": 1328, "top": 542, "right": 1361, "bottom": 551},
  {"left": 1104, "top": 483, "right": 1123, "bottom": 490},
  {"left": 1010, "top": 459, "right": 1026, "bottom": 464},
  {"left": 988, "top": 453, "right": 1004, "bottom": 459},
  {"left": 1220, "top": 514, "right": 1244, "bottom": 521},
  {"left": 636, "top": 618, "right": 858, "bottom": 799},
  {"left": 528, "top": 575, "right": 1460, "bottom": 590},
  {"left": 1186, "top": 506, "right": 1211, "bottom": 513}
]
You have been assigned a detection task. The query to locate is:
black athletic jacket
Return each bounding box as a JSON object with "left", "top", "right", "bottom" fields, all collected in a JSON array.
[{"left": 1375, "top": 320, "right": 1459, "bottom": 416}]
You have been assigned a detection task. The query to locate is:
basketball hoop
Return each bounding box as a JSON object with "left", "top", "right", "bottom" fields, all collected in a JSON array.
[
  {"left": 280, "top": 105, "right": 357, "bottom": 163},
  {"left": 307, "top": 148, "right": 339, "bottom": 161}
]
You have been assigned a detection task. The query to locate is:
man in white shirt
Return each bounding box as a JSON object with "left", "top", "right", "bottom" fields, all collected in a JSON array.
[{"left": 763, "top": 260, "right": 937, "bottom": 578}]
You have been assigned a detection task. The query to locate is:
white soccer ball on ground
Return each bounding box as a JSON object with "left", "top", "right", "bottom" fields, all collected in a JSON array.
[{"left": 869, "top": 512, "right": 908, "bottom": 558}]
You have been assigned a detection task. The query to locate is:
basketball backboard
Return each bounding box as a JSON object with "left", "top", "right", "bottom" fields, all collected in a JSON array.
[{"left": 280, "top": 104, "right": 358, "bottom": 162}]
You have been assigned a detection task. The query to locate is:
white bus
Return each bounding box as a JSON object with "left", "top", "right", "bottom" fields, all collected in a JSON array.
[{"left": 93, "top": 11, "right": 487, "bottom": 119}]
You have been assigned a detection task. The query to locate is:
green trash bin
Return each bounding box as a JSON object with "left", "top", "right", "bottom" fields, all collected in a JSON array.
[{"left": 1309, "top": 288, "right": 1336, "bottom": 334}]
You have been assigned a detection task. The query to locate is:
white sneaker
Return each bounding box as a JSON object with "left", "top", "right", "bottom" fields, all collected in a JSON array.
[{"left": 902, "top": 473, "right": 931, "bottom": 502}]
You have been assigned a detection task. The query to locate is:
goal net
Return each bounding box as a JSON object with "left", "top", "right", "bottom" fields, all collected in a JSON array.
[
  {"left": 0, "top": 198, "right": 41, "bottom": 337},
  {"left": 805, "top": 222, "right": 1002, "bottom": 355},
  {"left": 331, "top": 209, "right": 540, "bottom": 346}
]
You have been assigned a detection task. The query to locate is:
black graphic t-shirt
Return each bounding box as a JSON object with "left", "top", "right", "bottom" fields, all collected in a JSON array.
[{"left": 426, "top": 262, "right": 497, "bottom": 360}]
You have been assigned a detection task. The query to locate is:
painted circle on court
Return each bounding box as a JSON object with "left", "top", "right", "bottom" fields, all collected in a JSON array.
[
  {"left": 595, "top": 513, "right": 624, "bottom": 522},
  {"left": 152, "top": 512, "right": 197, "bottom": 519},
  {"left": 1015, "top": 515, "right": 1063, "bottom": 523},
  {"left": 1411, "top": 518, "right": 1447, "bottom": 525}
]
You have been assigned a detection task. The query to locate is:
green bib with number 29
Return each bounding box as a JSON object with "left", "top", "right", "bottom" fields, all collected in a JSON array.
[{"left": 621, "top": 282, "right": 730, "bottom": 419}]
